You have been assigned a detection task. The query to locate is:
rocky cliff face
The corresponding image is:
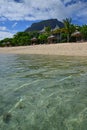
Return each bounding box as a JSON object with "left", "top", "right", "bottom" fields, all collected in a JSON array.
[{"left": 25, "top": 19, "right": 64, "bottom": 32}]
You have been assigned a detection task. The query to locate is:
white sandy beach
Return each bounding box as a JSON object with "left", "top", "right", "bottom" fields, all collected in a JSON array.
[{"left": 0, "top": 42, "right": 87, "bottom": 56}]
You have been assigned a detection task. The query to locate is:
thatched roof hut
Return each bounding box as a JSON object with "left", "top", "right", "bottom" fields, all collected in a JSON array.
[
  {"left": 71, "top": 30, "right": 82, "bottom": 42},
  {"left": 39, "top": 26, "right": 46, "bottom": 33},
  {"left": 52, "top": 25, "right": 59, "bottom": 31},
  {"left": 31, "top": 37, "right": 37, "bottom": 44},
  {"left": 48, "top": 35, "right": 55, "bottom": 39},
  {"left": 47, "top": 35, "right": 56, "bottom": 44},
  {"left": 71, "top": 30, "right": 81, "bottom": 37},
  {"left": 31, "top": 37, "right": 37, "bottom": 41},
  {"left": 2, "top": 42, "right": 11, "bottom": 47}
]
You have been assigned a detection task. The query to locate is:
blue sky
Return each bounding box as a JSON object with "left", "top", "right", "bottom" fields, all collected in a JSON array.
[{"left": 0, "top": 0, "right": 87, "bottom": 40}]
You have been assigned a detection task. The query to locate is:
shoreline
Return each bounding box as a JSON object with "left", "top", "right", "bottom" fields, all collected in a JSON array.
[{"left": 0, "top": 42, "right": 87, "bottom": 56}]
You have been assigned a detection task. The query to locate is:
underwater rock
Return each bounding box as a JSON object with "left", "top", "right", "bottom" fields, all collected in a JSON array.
[{"left": 3, "top": 112, "right": 12, "bottom": 123}]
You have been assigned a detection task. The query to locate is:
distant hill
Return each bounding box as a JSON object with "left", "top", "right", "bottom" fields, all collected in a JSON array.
[{"left": 25, "top": 19, "right": 64, "bottom": 32}]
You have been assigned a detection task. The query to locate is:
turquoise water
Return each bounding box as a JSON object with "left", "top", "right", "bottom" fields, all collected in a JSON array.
[{"left": 0, "top": 54, "right": 87, "bottom": 130}]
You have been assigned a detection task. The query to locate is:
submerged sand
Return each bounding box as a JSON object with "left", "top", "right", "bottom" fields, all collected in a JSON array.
[{"left": 0, "top": 42, "right": 87, "bottom": 56}]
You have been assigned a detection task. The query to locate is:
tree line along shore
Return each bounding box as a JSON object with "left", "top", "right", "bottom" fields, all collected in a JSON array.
[{"left": 0, "top": 18, "right": 87, "bottom": 47}]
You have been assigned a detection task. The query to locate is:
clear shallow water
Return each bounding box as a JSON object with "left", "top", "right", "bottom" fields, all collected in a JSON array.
[{"left": 0, "top": 54, "right": 87, "bottom": 130}]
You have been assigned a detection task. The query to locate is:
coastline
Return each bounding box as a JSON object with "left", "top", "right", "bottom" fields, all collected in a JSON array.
[{"left": 0, "top": 42, "right": 87, "bottom": 56}]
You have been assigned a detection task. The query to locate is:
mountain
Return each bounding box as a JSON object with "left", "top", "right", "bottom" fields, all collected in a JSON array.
[{"left": 25, "top": 19, "right": 64, "bottom": 32}]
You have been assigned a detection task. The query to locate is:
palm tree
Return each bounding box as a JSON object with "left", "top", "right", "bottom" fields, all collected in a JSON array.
[
  {"left": 80, "top": 25, "right": 87, "bottom": 41},
  {"left": 63, "top": 18, "right": 72, "bottom": 42}
]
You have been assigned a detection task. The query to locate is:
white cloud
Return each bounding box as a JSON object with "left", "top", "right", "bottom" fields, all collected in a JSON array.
[
  {"left": 0, "top": 25, "right": 15, "bottom": 40},
  {"left": 0, "top": 31, "right": 14, "bottom": 40},
  {"left": 0, "top": 0, "right": 87, "bottom": 22},
  {"left": 12, "top": 22, "right": 17, "bottom": 28},
  {"left": 0, "top": 0, "right": 86, "bottom": 40},
  {"left": 62, "top": 0, "right": 72, "bottom": 5},
  {"left": 0, "top": 26, "right": 7, "bottom": 31}
]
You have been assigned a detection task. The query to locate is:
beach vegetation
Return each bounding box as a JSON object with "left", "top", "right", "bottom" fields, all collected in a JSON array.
[
  {"left": 38, "top": 33, "right": 49, "bottom": 44},
  {"left": 80, "top": 25, "right": 87, "bottom": 41},
  {"left": 63, "top": 18, "right": 73, "bottom": 42},
  {"left": 0, "top": 18, "right": 87, "bottom": 46}
]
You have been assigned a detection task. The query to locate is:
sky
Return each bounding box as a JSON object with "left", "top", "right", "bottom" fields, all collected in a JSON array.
[{"left": 0, "top": 0, "right": 87, "bottom": 40}]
